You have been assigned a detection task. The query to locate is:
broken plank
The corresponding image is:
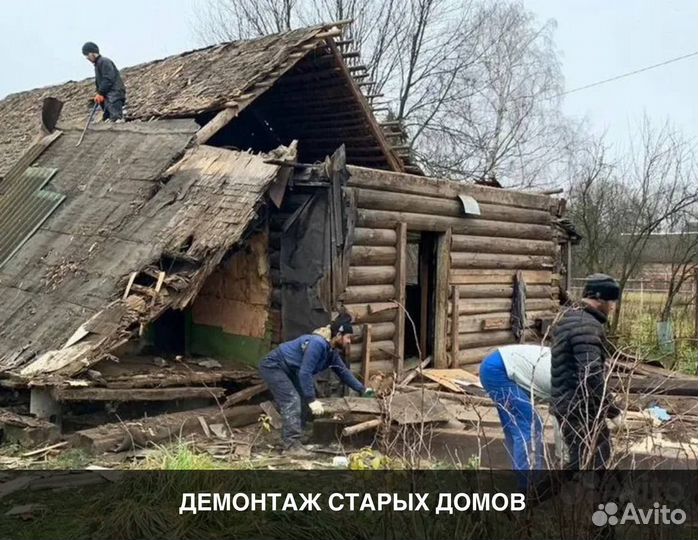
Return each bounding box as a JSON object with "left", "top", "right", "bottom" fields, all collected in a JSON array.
[
  {"left": 53, "top": 386, "right": 225, "bottom": 402},
  {"left": 259, "top": 401, "right": 282, "bottom": 429},
  {"left": 223, "top": 383, "right": 267, "bottom": 408},
  {"left": 342, "top": 418, "right": 381, "bottom": 437},
  {"left": 320, "top": 397, "right": 382, "bottom": 416},
  {"left": 360, "top": 324, "right": 371, "bottom": 384},
  {"left": 71, "top": 404, "right": 263, "bottom": 453}
]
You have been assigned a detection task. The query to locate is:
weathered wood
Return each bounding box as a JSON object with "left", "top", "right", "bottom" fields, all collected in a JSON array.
[
  {"left": 398, "top": 356, "right": 432, "bottom": 386},
  {"left": 451, "top": 235, "right": 555, "bottom": 256},
  {"left": 352, "top": 322, "right": 395, "bottom": 342},
  {"left": 356, "top": 188, "right": 551, "bottom": 224},
  {"left": 456, "top": 310, "right": 554, "bottom": 333},
  {"left": 53, "top": 386, "right": 226, "bottom": 402},
  {"left": 353, "top": 227, "right": 396, "bottom": 246},
  {"left": 342, "top": 418, "right": 381, "bottom": 437},
  {"left": 348, "top": 340, "right": 396, "bottom": 362},
  {"left": 394, "top": 222, "right": 407, "bottom": 377},
  {"left": 449, "top": 297, "right": 555, "bottom": 316},
  {"left": 457, "top": 284, "right": 553, "bottom": 299},
  {"left": 222, "top": 383, "right": 267, "bottom": 408},
  {"left": 99, "top": 369, "right": 260, "bottom": 389},
  {"left": 343, "top": 284, "right": 396, "bottom": 303},
  {"left": 345, "top": 302, "right": 398, "bottom": 323},
  {"left": 451, "top": 329, "right": 521, "bottom": 349},
  {"left": 450, "top": 286, "right": 459, "bottom": 368},
  {"left": 449, "top": 269, "right": 553, "bottom": 285},
  {"left": 357, "top": 209, "right": 553, "bottom": 240},
  {"left": 350, "top": 245, "right": 396, "bottom": 265},
  {"left": 360, "top": 324, "right": 371, "bottom": 384},
  {"left": 347, "top": 166, "right": 555, "bottom": 211},
  {"left": 259, "top": 401, "right": 282, "bottom": 429},
  {"left": 419, "top": 241, "right": 430, "bottom": 357},
  {"left": 434, "top": 229, "right": 452, "bottom": 368},
  {"left": 457, "top": 346, "right": 500, "bottom": 366},
  {"left": 72, "top": 405, "right": 263, "bottom": 453},
  {"left": 348, "top": 265, "right": 396, "bottom": 285},
  {"left": 450, "top": 252, "right": 554, "bottom": 270},
  {"left": 194, "top": 107, "right": 238, "bottom": 144}
]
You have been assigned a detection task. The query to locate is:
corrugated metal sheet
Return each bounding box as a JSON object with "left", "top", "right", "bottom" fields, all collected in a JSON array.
[{"left": 0, "top": 166, "right": 64, "bottom": 269}]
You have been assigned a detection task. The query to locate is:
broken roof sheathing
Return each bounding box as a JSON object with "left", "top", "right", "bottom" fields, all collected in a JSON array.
[
  {"left": 0, "top": 23, "right": 402, "bottom": 177},
  {"left": 0, "top": 122, "right": 288, "bottom": 381}
]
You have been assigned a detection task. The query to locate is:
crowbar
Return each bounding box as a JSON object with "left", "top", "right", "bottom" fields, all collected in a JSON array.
[{"left": 76, "top": 103, "right": 100, "bottom": 147}]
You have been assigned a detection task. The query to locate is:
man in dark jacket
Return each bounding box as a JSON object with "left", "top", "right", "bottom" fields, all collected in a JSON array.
[
  {"left": 82, "top": 42, "right": 126, "bottom": 121},
  {"left": 550, "top": 273, "right": 624, "bottom": 470},
  {"left": 259, "top": 316, "right": 374, "bottom": 455}
]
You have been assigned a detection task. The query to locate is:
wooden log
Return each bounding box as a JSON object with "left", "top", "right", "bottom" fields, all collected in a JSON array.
[
  {"left": 449, "top": 297, "right": 555, "bottom": 316},
  {"left": 357, "top": 209, "right": 552, "bottom": 240},
  {"left": 434, "top": 229, "right": 452, "bottom": 368},
  {"left": 345, "top": 302, "right": 398, "bottom": 323},
  {"left": 456, "top": 310, "right": 555, "bottom": 333},
  {"left": 450, "top": 286, "right": 459, "bottom": 368},
  {"left": 348, "top": 265, "right": 395, "bottom": 285},
  {"left": 352, "top": 322, "right": 395, "bottom": 342},
  {"left": 222, "top": 383, "right": 267, "bottom": 408},
  {"left": 353, "top": 227, "right": 396, "bottom": 246},
  {"left": 360, "top": 324, "right": 371, "bottom": 384},
  {"left": 343, "top": 284, "right": 396, "bottom": 303},
  {"left": 347, "top": 165, "right": 555, "bottom": 211},
  {"left": 451, "top": 235, "right": 555, "bottom": 256},
  {"left": 194, "top": 107, "right": 238, "bottom": 144},
  {"left": 449, "top": 269, "right": 553, "bottom": 285},
  {"left": 53, "top": 386, "right": 226, "bottom": 402},
  {"left": 349, "top": 359, "right": 396, "bottom": 374},
  {"left": 456, "top": 330, "right": 520, "bottom": 349},
  {"left": 350, "top": 245, "right": 396, "bottom": 265},
  {"left": 71, "top": 405, "right": 263, "bottom": 453},
  {"left": 457, "top": 346, "right": 501, "bottom": 366},
  {"left": 457, "top": 284, "right": 553, "bottom": 299},
  {"left": 348, "top": 340, "right": 396, "bottom": 362},
  {"left": 394, "top": 222, "right": 407, "bottom": 377},
  {"left": 100, "top": 370, "right": 261, "bottom": 389},
  {"left": 356, "top": 188, "right": 551, "bottom": 224},
  {"left": 342, "top": 418, "right": 381, "bottom": 437},
  {"left": 450, "top": 252, "right": 553, "bottom": 270}
]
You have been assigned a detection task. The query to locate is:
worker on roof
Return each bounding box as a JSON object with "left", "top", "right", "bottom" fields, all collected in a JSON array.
[
  {"left": 259, "top": 314, "right": 374, "bottom": 456},
  {"left": 82, "top": 42, "right": 126, "bottom": 122},
  {"left": 479, "top": 344, "right": 558, "bottom": 488},
  {"left": 550, "top": 273, "right": 625, "bottom": 471}
]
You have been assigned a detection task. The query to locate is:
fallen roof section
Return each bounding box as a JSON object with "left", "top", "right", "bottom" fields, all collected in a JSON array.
[{"left": 0, "top": 122, "right": 293, "bottom": 382}]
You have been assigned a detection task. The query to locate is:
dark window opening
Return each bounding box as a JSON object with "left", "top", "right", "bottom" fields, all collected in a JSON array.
[
  {"left": 150, "top": 308, "right": 187, "bottom": 356},
  {"left": 404, "top": 231, "right": 437, "bottom": 360}
]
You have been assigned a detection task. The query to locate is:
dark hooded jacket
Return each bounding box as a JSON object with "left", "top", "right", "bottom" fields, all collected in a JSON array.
[
  {"left": 94, "top": 56, "right": 126, "bottom": 100},
  {"left": 550, "top": 303, "right": 620, "bottom": 421}
]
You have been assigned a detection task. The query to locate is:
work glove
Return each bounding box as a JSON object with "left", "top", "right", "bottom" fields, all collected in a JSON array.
[
  {"left": 308, "top": 400, "right": 325, "bottom": 416},
  {"left": 94, "top": 94, "right": 106, "bottom": 105},
  {"left": 606, "top": 412, "right": 626, "bottom": 432},
  {"left": 362, "top": 388, "right": 376, "bottom": 398}
]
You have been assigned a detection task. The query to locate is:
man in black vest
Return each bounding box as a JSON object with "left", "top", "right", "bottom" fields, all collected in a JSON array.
[
  {"left": 550, "top": 273, "right": 625, "bottom": 470},
  {"left": 82, "top": 42, "right": 126, "bottom": 121}
]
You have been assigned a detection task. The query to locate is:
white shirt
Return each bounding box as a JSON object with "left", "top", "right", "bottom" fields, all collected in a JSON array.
[{"left": 498, "top": 344, "right": 552, "bottom": 401}]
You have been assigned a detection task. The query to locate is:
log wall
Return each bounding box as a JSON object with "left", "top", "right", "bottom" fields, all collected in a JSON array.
[{"left": 344, "top": 166, "right": 561, "bottom": 374}]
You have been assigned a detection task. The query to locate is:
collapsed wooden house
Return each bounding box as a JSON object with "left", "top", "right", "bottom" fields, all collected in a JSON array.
[{"left": 0, "top": 22, "right": 572, "bottom": 426}]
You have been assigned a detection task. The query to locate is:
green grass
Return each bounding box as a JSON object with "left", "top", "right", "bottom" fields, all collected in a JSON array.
[{"left": 615, "top": 291, "right": 696, "bottom": 375}]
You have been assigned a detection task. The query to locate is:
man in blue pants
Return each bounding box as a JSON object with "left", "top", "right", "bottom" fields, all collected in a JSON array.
[
  {"left": 479, "top": 344, "right": 552, "bottom": 485},
  {"left": 259, "top": 316, "right": 374, "bottom": 455}
]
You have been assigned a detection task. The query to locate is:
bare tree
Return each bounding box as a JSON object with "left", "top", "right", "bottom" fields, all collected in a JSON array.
[
  {"left": 569, "top": 118, "right": 698, "bottom": 333},
  {"left": 658, "top": 214, "right": 698, "bottom": 323}
]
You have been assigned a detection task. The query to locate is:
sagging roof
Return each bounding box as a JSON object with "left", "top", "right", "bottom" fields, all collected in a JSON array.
[
  {"left": 0, "top": 122, "right": 290, "bottom": 381},
  {"left": 0, "top": 23, "right": 404, "bottom": 176}
]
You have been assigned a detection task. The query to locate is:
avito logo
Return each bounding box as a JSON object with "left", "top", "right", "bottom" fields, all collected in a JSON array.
[{"left": 592, "top": 502, "right": 687, "bottom": 527}]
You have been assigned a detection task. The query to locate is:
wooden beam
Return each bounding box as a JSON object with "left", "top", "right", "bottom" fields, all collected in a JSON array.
[
  {"left": 223, "top": 383, "right": 267, "bottom": 408},
  {"left": 325, "top": 38, "right": 403, "bottom": 172},
  {"left": 434, "top": 228, "right": 452, "bottom": 368},
  {"left": 394, "top": 222, "right": 407, "bottom": 377},
  {"left": 194, "top": 107, "right": 238, "bottom": 144},
  {"left": 342, "top": 418, "right": 381, "bottom": 437},
  {"left": 361, "top": 324, "right": 371, "bottom": 383},
  {"left": 450, "top": 285, "right": 459, "bottom": 367},
  {"left": 53, "top": 386, "right": 226, "bottom": 402},
  {"left": 353, "top": 227, "right": 397, "bottom": 246},
  {"left": 348, "top": 265, "right": 396, "bottom": 285}
]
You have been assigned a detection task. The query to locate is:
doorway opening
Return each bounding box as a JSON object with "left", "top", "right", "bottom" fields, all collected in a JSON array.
[{"left": 404, "top": 231, "right": 437, "bottom": 360}]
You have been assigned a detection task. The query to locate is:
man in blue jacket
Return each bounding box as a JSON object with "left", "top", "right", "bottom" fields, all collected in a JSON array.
[
  {"left": 259, "top": 316, "right": 373, "bottom": 454},
  {"left": 82, "top": 42, "right": 126, "bottom": 121}
]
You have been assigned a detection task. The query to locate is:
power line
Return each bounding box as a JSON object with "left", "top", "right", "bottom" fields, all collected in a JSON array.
[{"left": 557, "top": 51, "right": 698, "bottom": 98}]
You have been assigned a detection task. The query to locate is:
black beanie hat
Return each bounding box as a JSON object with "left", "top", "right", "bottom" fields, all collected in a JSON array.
[
  {"left": 330, "top": 313, "right": 353, "bottom": 336},
  {"left": 582, "top": 273, "right": 620, "bottom": 301},
  {"left": 82, "top": 42, "right": 99, "bottom": 55}
]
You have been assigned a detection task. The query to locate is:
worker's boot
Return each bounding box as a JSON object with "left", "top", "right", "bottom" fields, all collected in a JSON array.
[{"left": 283, "top": 442, "right": 313, "bottom": 457}]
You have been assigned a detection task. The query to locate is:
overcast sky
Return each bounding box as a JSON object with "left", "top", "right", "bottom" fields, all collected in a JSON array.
[{"left": 1, "top": 0, "right": 695, "bottom": 150}]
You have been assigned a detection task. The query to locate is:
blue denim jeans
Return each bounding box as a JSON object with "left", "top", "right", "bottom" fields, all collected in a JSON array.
[
  {"left": 259, "top": 355, "right": 306, "bottom": 448},
  {"left": 479, "top": 350, "right": 544, "bottom": 482}
]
